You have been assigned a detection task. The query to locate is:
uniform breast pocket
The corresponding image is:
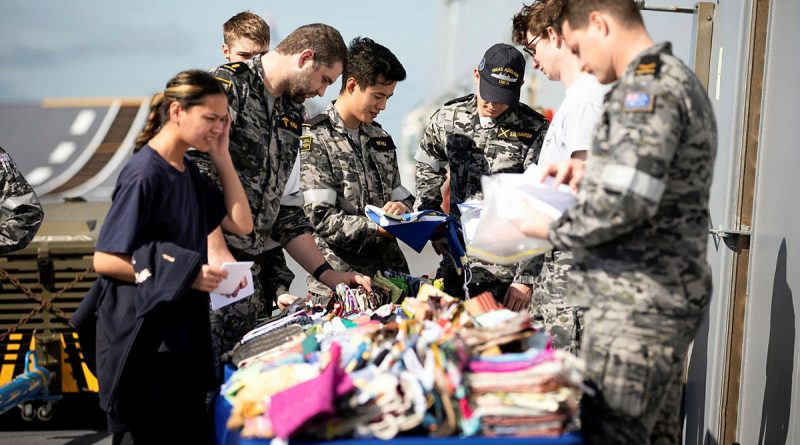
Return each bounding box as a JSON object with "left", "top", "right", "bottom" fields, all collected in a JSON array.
[
  {"left": 488, "top": 141, "right": 526, "bottom": 173},
  {"left": 277, "top": 128, "right": 300, "bottom": 150},
  {"left": 369, "top": 151, "right": 398, "bottom": 186},
  {"left": 446, "top": 134, "right": 485, "bottom": 171},
  {"left": 327, "top": 153, "right": 359, "bottom": 209}
]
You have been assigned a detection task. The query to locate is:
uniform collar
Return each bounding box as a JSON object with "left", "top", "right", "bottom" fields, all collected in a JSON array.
[
  {"left": 325, "top": 101, "right": 385, "bottom": 139},
  {"left": 249, "top": 54, "right": 270, "bottom": 97},
  {"left": 463, "top": 94, "right": 517, "bottom": 126}
]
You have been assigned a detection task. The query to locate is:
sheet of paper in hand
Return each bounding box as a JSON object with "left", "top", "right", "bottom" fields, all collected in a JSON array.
[{"left": 210, "top": 261, "right": 255, "bottom": 310}]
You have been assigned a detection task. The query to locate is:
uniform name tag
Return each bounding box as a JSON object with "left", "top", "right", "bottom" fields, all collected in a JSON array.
[
  {"left": 278, "top": 115, "right": 302, "bottom": 135},
  {"left": 368, "top": 136, "right": 396, "bottom": 151},
  {"left": 624, "top": 92, "right": 655, "bottom": 113},
  {"left": 496, "top": 127, "right": 534, "bottom": 144}
]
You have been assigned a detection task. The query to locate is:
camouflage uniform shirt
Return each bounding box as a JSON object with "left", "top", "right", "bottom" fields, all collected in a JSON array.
[
  {"left": 0, "top": 147, "right": 44, "bottom": 255},
  {"left": 187, "top": 56, "right": 313, "bottom": 358},
  {"left": 189, "top": 55, "right": 313, "bottom": 255},
  {"left": 301, "top": 102, "right": 413, "bottom": 295},
  {"left": 548, "top": 43, "right": 717, "bottom": 444},
  {"left": 414, "top": 94, "right": 548, "bottom": 290}
]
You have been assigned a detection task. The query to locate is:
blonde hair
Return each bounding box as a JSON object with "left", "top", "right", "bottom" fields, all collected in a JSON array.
[
  {"left": 134, "top": 70, "right": 226, "bottom": 150},
  {"left": 223, "top": 11, "right": 270, "bottom": 48}
]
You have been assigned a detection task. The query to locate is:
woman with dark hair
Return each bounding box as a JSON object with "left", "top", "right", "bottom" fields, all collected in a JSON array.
[{"left": 92, "top": 69, "right": 252, "bottom": 443}]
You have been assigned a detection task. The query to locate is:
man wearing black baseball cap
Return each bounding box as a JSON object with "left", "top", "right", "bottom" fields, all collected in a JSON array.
[
  {"left": 414, "top": 43, "right": 549, "bottom": 310},
  {"left": 477, "top": 43, "right": 527, "bottom": 109}
]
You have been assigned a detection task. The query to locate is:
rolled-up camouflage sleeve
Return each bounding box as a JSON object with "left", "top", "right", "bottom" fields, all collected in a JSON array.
[
  {"left": 271, "top": 153, "right": 314, "bottom": 246},
  {"left": 0, "top": 150, "right": 44, "bottom": 255},
  {"left": 300, "top": 128, "right": 380, "bottom": 254},
  {"left": 414, "top": 110, "right": 447, "bottom": 211},
  {"left": 272, "top": 157, "right": 314, "bottom": 246},
  {"left": 549, "top": 81, "right": 683, "bottom": 251}
]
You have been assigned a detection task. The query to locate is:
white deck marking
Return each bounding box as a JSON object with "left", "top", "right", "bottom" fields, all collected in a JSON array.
[{"left": 70, "top": 110, "right": 96, "bottom": 135}]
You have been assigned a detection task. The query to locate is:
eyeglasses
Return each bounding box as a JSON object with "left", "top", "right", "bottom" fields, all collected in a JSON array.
[{"left": 522, "top": 35, "right": 543, "bottom": 57}]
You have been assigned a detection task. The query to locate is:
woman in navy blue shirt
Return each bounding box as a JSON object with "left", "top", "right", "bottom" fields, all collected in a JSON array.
[{"left": 93, "top": 69, "right": 252, "bottom": 444}]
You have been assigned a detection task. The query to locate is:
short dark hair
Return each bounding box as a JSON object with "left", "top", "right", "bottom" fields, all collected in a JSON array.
[
  {"left": 223, "top": 11, "right": 270, "bottom": 48},
  {"left": 558, "top": 0, "right": 643, "bottom": 33},
  {"left": 274, "top": 23, "right": 348, "bottom": 70},
  {"left": 339, "top": 37, "right": 406, "bottom": 94}
]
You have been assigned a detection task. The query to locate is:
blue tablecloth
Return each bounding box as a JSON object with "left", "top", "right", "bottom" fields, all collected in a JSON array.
[
  {"left": 238, "top": 435, "right": 583, "bottom": 445},
  {"left": 215, "top": 366, "right": 583, "bottom": 445}
]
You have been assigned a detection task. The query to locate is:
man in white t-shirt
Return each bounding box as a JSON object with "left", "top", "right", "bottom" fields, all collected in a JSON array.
[{"left": 513, "top": 0, "right": 608, "bottom": 354}]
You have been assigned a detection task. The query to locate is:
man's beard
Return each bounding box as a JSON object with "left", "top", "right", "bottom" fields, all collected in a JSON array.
[{"left": 285, "top": 70, "right": 314, "bottom": 103}]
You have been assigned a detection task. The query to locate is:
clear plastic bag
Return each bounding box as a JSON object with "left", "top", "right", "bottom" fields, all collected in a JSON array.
[{"left": 460, "top": 170, "right": 576, "bottom": 265}]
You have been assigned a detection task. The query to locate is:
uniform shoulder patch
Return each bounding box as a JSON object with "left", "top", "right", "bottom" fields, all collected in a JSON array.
[
  {"left": 634, "top": 54, "right": 661, "bottom": 77},
  {"left": 623, "top": 91, "right": 655, "bottom": 113},
  {"left": 214, "top": 76, "right": 233, "bottom": 93},
  {"left": 304, "top": 113, "right": 329, "bottom": 127},
  {"left": 220, "top": 62, "right": 250, "bottom": 74},
  {"left": 300, "top": 135, "right": 313, "bottom": 152},
  {"left": 443, "top": 94, "right": 474, "bottom": 106},
  {"left": 516, "top": 102, "right": 547, "bottom": 121}
]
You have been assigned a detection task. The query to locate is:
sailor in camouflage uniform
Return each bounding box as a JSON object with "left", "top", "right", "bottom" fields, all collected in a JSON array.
[
  {"left": 414, "top": 43, "right": 548, "bottom": 309},
  {"left": 188, "top": 24, "right": 372, "bottom": 360},
  {"left": 218, "top": 11, "right": 298, "bottom": 318},
  {"left": 517, "top": 1, "right": 717, "bottom": 443},
  {"left": 301, "top": 38, "right": 413, "bottom": 300},
  {"left": 0, "top": 147, "right": 44, "bottom": 255}
]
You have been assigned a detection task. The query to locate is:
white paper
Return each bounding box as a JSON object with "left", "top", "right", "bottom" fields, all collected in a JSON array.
[
  {"left": 209, "top": 262, "right": 254, "bottom": 311},
  {"left": 210, "top": 270, "right": 254, "bottom": 311},
  {"left": 212, "top": 261, "right": 254, "bottom": 294}
]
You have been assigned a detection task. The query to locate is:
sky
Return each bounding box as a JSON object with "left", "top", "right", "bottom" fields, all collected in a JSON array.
[{"left": 0, "top": 0, "right": 698, "bottom": 160}]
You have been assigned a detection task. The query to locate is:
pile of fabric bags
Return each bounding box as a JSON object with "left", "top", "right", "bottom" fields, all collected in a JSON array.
[{"left": 219, "top": 278, "right": 584, "bottom": 442}]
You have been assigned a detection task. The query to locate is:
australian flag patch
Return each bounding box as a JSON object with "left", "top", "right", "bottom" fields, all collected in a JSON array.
[{"left": 624, "top": 92, "right": 654, "bottom": 113}]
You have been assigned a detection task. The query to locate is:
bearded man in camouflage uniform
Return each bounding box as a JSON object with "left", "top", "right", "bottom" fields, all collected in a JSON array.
[
  {"left": 217, "top": 10, "right": 300, "bottom": 316},
  {"left": 301, "top": 37, "right": 413, "bottom": 301},
  {"left": 515, "top": 1, "right": 717, "bottom": 443},
  {"left": 0, "top": 147, "right": 44, "bottom": 254},
  {"left": 189, "top": 24, "right": 372, "bottom": 361},
  {"left": 414, "top": 43, "right": 548, "bottom": 310}
]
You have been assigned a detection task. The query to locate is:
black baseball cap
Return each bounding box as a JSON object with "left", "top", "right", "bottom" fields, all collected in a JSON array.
[{"left": 478, "top": 43, "right": 525, "bottom": 105}]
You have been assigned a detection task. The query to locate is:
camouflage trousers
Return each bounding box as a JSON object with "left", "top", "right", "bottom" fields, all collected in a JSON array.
[
  {"left": 209, "top": 246, "right": 294, "bottom": 362},
  {"left": 209, "top": 261, "right": 267, "bottom": 364},
  {"left": 579, "top": 302, "right": 702, "bottom": 445},
  {"left": 530, "top": 250, "right": 586, "bottom": 354},
  {"left": 542, "top": 304, "right": 587, "bottom": 356}
]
